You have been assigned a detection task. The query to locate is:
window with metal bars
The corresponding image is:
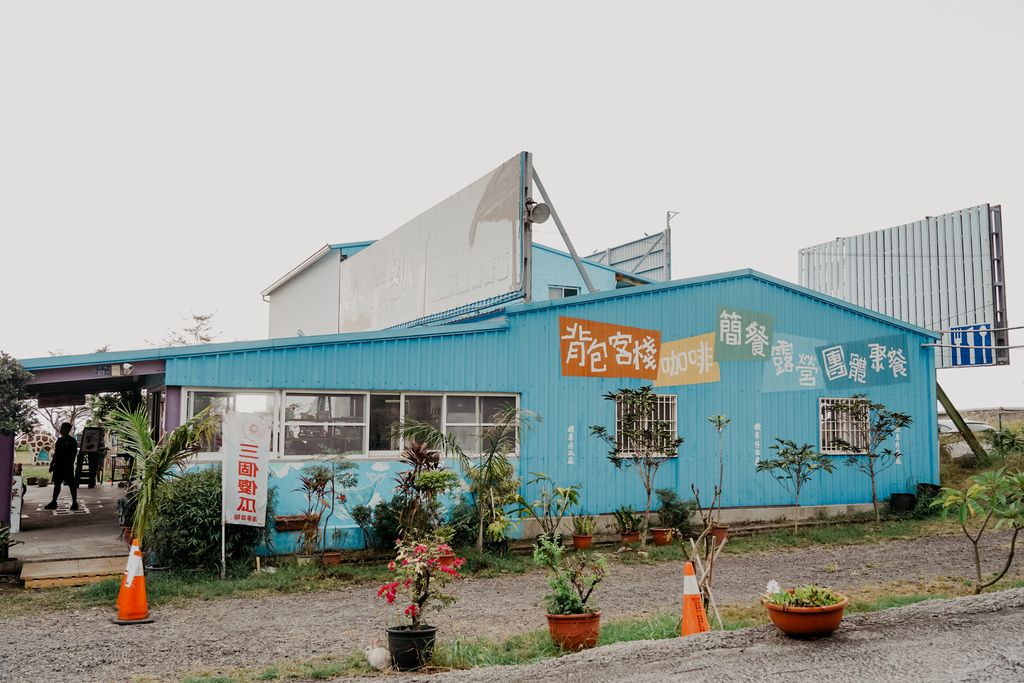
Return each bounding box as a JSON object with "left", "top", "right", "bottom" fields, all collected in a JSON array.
[
  {"left": 615, "top": 393, "right": 678, "bottom": 457},
  {"left": 819, "top": 397, "right": 869, "bottom": 454}
]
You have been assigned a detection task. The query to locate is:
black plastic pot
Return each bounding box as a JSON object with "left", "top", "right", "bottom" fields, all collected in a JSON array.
[
  {"left": 387, "top": 625, "right": 437, "bottom": 670},
  {"left": 890, "top": 493, "right": 917, "bottom": 512}
]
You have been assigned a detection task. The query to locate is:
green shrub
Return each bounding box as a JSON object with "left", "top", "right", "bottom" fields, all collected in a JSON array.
[
  {"left": 145, "top": 467, "right": 275, "bottom": 573},
  {"left": 654, "top": 488, "right": 697, "bottom": 538}
]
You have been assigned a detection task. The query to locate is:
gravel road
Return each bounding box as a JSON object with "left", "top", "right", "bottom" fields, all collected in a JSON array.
[{"left": 1, "top": 530, "right": 1022, "bottom": 683}]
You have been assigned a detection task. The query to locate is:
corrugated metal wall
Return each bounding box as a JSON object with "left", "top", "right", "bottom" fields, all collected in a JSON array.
[
  {"left": 165, "top": 271, "right": 937, "bottom": 517},
  {"left": 506, "top": 272, "right": 937, "bottom": 514},
  {"left": 798, "top": 204, "right": 1005, "bottom": 367}
]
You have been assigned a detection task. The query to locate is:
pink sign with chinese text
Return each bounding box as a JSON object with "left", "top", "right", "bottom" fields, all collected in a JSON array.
[{"left": 223, "top": 412, "right": 271, "bottom": 527}]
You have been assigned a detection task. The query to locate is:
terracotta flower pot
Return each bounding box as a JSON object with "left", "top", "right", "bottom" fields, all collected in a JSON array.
[
  {"left": 572, "top": 534, "right": 593, "bottom": 550},
  {"left": 651, "top": 528, "right": 673, "bottom": 546},
  {"left": 711, "top": 524, "right": 729, "bottom": 546},
  {"left": 437, "top": 553, "right": 456, "bottom": 567},
  {"left": 545, "top": 611, "right": 602, "bottom": 651},
  {"left": 620, "top": 531, "right": 640, "bottom": 546},
  {"left": 762, "top": 592, "right": 849, "bottom": 639},
  {"left": 321, "top": 552, "right": 342, "bottom": 566}
]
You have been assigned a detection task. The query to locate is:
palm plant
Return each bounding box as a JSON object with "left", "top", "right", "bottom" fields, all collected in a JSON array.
[
  {"left": 396, "top": 405, "right": 538, "bottom": 554},
  {"left": 106, "top": 405, "right": 220, "bottom": 545}
]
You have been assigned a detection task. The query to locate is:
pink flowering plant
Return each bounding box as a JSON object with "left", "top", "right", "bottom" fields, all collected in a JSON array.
[{"left": 376, "top": 532, "right": 465, "bottom": 630}]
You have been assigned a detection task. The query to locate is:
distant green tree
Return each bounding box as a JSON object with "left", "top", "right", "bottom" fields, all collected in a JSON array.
[
  {"left": 86, "top": 390, "right": 143, "bottom": 428},
  {"left": 0, "top": 352, "right": 36, "bottom": 436}
]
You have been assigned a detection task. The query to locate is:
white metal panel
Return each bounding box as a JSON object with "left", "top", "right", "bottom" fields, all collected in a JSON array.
[
  {"left": 797, "top": 204, "right": 1004, "bottom": 368},
  {"left": 336, "top": 154, "right": 524, "bottom": 333}
]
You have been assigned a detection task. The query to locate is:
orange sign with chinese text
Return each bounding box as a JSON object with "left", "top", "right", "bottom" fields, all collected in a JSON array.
[{"left": 559, "top": 316, "right": 661, "bottom": 379}]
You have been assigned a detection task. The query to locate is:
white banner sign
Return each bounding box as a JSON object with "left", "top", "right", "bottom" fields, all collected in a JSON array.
[
  {"left": 222, "top": 412, "right": 270, "bottom": 527},
  {"left": 10, "top": 475, "right": 22, "bottom": 534}
]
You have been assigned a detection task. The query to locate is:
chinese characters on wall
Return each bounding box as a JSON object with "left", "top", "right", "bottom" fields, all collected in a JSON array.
[
  {"left": 816, "top": 335, "right": 910, "bottom": 389},
  {"left": 714, "top": 307, "right": 776, "bottom": 362},
  {"left": 559, "top": 317, "right": 660, "bottom": 379}
]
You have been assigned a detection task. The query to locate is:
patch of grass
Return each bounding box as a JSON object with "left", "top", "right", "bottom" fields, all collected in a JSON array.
[
  {"left": 723, "top": 517, "right": 957, "bottom": 556},
  {"left": 455, "top": 547, "right": 530, "bottom": 577}
]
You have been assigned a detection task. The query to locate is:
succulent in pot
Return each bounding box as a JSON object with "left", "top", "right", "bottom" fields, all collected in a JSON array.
[
  {"left": 761, "top": 581, "right": 849, "bottom": 639},
  {"left": 571, "top": 514, "right": 596, "bottom": 550}
]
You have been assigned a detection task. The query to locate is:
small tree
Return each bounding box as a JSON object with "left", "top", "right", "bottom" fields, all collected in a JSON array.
[
  {"left": 934, "top": 468, "right": 1024, "bottom": 594},
  {"left": 756, "top": 439, "right": 836, "bottom": 532},
  {"left": 398, "top": 405, "right": 538, "bottom": 554},
  {"left": 105, "top": 405, "right": 220, "bottom": 544},
  {"left": 511, "top": 472, "right": 581, "bottom": 540},
  {"left": 830, "top": 395, "right": 912, "bottom": 523},
  {"left": 591, "top": 385, "right": 685, "bottom": 551},
  {"left": 0, "top": 352, "right": 36, "bottom": 437}
]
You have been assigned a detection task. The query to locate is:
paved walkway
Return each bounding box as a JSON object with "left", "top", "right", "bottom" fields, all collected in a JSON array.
[{"left": 10, "top": 477, "right": 128, "bottom": 564}]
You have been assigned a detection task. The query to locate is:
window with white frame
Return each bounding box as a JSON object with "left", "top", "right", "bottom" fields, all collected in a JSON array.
[
  {"left": 444, "top": 395, "right": 519, "bottom": 453},
  {"left": 549, "top": 285, "right": 580, "bottom": 299},
  {"left": 187, "top": 390, "right": 277, "bottom": 454},
  {"left": 184, "top": 389, "right": 519, "bottom": 458},
  {"left": 614, "top": 393, "right": 679, "bottom": 457},
  {"left": 284, "top": 393, "right": 365, "bottom": 456},
  {"left": 819, "top": 397, "right": 869, "bottom": 454}
]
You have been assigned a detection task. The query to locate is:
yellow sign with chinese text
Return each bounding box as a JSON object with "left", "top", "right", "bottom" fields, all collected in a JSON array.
[{"left": 654, "top": 333, "right": 721, "bottom": 387}]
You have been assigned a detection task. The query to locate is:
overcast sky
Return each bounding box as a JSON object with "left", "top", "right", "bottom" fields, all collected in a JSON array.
[{"left": 3, "top": 1, "right": 1022, "bottom": 411}]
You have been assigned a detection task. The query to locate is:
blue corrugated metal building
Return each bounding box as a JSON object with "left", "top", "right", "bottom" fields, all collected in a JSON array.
[{"left": 20, "top": 268, "right": 939, "bottom": 547}]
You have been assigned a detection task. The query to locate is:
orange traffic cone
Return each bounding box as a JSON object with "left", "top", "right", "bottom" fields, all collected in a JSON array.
[
  {"left": 681, "top": 561, "right": 710, "bottom": 636},
  {"left": 112, "top": 540, "right": 154, "bottom": 625}
]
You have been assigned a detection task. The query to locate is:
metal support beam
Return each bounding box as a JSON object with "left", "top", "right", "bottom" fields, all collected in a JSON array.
[
  {"left": 936, "top": 382, "right": 987, "bottom": 460},
  {"left": 532, "top": 169, "right": 597, "bottom": 294}
]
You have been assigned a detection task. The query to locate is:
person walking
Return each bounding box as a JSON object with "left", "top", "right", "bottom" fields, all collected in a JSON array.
[{"left": 44, "top": 422, "right": 79, "bottom": 510}]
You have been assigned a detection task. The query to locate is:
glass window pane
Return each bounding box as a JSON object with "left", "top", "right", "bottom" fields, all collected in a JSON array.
[
  {"left": 480, "top": 396, "right": 515, "bottom": 421},
  {"left": 190, "top": 391, "right": 275, "bottom": 453},
  {"left": 285, "top": 425, "right": 364, "bottom": 456},
  {"left": 405, "top": 395, "right": 442, "bottom": 428},
  {"left": 285, "top": 394, "right": 364, "bottom": 423},
  {"left": 446, "top": 396, "right": 477, "bottom": 424},
  {"left": 449, "top": 426, "right": 479, "bottom": 453},
  {"left": 369, "top": 394, "right": 401, "bottom": 451}
]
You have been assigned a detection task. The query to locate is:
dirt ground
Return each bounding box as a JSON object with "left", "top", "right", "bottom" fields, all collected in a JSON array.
[{"left": 1, "top": 530, "right": 1022, "bottom": 683}]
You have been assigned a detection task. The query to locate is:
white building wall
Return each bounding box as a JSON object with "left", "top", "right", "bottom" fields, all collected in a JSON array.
[{"left": 267, "top": 251, "right": 342, "bottom": 338}]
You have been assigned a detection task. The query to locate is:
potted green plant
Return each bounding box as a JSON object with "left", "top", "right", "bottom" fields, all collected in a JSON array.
[
  {"left": 375, "top": 531, "right": 465, "bottom": 670},
  {"left": 533, "top": 534, "right": 607, "bottom": 651},
  {"left": 397, "top": 405, "right": 538, "bottom": 555},
  {"left": 708, "top": 414, "right": 731, "bottom": 543},
  {"left": 653, "top": 488, "right": 696, "bottom": 544},
  {"left": 612, "top": 505, "right": 642, "bottom": 546},
  {"left": 571, "top": 514, "right": 596, "bottom": 550},
  {"left": 0, "top": 523, "right": 23, "bottom": 562},
  {"left": 293, "top": 469, "right": 330, "bottom": 564},
  {"left": 36, "top": 476, "right": 49, "bottom": 487},
  {"left": 761, "top": 581, "right": 849, "bottom": 639},
  {"left": 511, "top": 472, "right": 581, "bottom": 541}
]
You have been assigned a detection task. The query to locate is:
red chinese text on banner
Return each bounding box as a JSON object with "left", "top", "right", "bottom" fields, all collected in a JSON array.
[
  {"left": 559, "top": 316, "right": 661, "bottom": 379},
  {"left": 222, "top": 412, "right": 271, "bottom": 527}
]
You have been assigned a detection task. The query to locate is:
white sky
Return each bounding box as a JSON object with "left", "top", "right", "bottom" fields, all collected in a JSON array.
[{"left": 3, "top": 1, "right": 1023, "bottom": 411}]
